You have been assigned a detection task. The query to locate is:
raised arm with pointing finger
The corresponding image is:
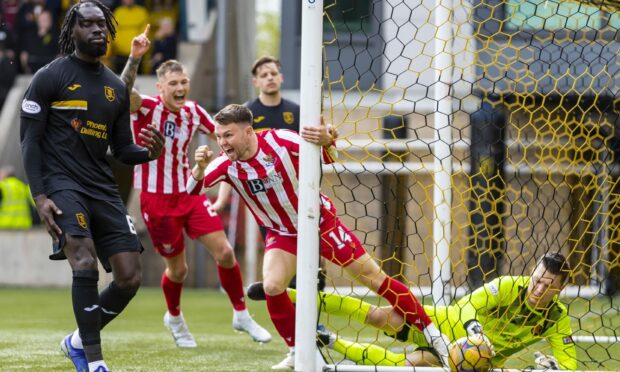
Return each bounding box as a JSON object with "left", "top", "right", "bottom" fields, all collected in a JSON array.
[
  {"left": 120, "top": 24, "right": 150, "bottom": 112},
  {"left": 126, "top": 32, "right": 272, "bottom": 348}
]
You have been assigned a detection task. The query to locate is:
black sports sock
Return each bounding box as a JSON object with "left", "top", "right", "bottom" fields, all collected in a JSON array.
[
  {"left": 99, "top": 281, "right": 138, "bottom": 329},
  {"left": 317, "top": 268, "right": 326, "bottom": 291},
  {"left": 83, "top": 344, "right": 103, "bottom": 363},
  {"left": 72, "top": 270, "right": 102, "bottom": 362}
]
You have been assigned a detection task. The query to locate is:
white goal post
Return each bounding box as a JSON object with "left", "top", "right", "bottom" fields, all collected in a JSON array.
[{"left": 295, "top": 0, "right": 325, "bottom": 371}]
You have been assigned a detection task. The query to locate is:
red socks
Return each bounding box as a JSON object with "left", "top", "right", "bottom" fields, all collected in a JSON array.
[
  {"left": 217, "top": 263, "right": 247, "bottom": 311},
  {"left": 162, "top": 263, "right": 247, "bottom": 314},
  {"left": 378, "top": 276, "right": 432, "bottom": 331},
  {"left": 161, "top": 272, "right": 183, "bottom": 316},
  {"left": 266, "top": 291, "right": 296, "bottom": 346}
]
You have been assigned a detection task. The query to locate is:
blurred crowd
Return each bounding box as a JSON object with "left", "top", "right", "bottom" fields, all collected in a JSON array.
[
  {"left": 0, "top": 0, "right": 179, "bottom": 111},
  {"left": 0, "top": 0, "right": 180, "bottom": 230}
]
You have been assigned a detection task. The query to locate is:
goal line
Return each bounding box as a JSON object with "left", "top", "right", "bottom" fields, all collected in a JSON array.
[{"left": 323, "top": 366, "right": 610, "bottom": 372}]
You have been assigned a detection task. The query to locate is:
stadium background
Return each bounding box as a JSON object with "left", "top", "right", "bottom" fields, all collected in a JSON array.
[
  {"left": 0, "top": 0, "right": 619, "bottom": 370},
  {"left": 2, "top": 0, "right": 618, "bottom": 294}
]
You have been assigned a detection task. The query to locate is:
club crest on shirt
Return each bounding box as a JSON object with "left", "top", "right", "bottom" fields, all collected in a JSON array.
[
  {"left": 263, "top": 154, "right": 277, "bottom": 165},
  {"left": 71, "top": 118, "right": 82, "bottom": 131},
  {"left": 75, "top": 212, "right": 87, "bottom": 229},
  {"left": 283, "top": 112, "right": 294, "bottom": 125},
  {"left": 104, "top": 86, "right": 115, "bottom": 102}
]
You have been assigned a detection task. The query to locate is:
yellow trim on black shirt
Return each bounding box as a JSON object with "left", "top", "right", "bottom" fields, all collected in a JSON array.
[{"left": 51, "top": 100, "right": 88, "bottom": 110}]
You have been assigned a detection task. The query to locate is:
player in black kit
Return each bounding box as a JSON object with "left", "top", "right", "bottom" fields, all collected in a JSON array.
[
  {"left": 19, "top": 2, "right": 164, "bottom": 372},
  {"left": 246, "top": 56, "right": 300, "bottom": 132}
]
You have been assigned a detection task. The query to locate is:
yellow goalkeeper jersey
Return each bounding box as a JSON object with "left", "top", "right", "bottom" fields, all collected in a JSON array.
[{"left": 403, "top": 276, "right": 576, "bottom": 369}]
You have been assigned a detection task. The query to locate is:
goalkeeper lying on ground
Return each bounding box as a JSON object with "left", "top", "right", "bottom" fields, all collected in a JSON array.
[{"left": 248, "top": 252, "right": 576, "bottom": 370}]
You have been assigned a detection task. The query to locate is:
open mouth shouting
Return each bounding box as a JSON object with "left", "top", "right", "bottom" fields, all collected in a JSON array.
[
  {"left": 173, "top": 93, "right": 186, "bottom": 105},
  {"left": 222, "top": 147, "right": 235, "bottom": 158}
]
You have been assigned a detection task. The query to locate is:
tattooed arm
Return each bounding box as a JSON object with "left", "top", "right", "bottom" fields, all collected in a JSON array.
[
  {"left": 120, "top": 24, "right": 151, "bottom": 112},
  {"left": 122, "top": 64, "right": 143, "bottom": 113}
]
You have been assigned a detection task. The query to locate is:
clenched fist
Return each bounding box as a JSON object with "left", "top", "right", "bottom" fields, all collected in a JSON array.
[{"left": 195, "top": 145, "right": 214, "bottom": 169}]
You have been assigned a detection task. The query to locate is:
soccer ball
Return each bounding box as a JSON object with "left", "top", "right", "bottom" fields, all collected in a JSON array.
[{"left": 448, "top": 335, "right": 493, "bottom": 372}]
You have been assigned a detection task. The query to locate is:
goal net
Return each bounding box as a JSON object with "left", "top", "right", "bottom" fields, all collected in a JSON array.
[{"left": 309, "top": 0, "right": 620, "bottom": 370}]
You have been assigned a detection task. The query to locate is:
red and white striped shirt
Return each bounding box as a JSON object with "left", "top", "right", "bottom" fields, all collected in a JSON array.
[
  {"left": 132, "top": 95, "right": 215, "bottom": 194},
  {"left": 188, "top": 129, "right": 336, "bottom": 235}
]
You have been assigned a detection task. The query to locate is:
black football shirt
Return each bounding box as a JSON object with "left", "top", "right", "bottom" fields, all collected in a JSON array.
[
  {"left": 21, "top": 55, "right": 134, "bottom": 200},
  {"left": 246, "top": 97, "right": 300, "bottom": 133}
]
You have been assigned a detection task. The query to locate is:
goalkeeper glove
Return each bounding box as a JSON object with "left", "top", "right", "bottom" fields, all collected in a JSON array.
[
  {"left": 534, "top": 352, "right": 559, "bottom": 370},
  {"left": 464, "top": 320, "right": 496, "bottom": 356}
]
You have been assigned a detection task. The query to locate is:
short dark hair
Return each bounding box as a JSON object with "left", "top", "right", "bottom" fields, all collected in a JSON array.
[
  {"left": 156, "top": 60, "right": 185, "bottom": 79},
  {"left": 214, "top": 104, "right": 253, "bottom": 126},
  {"left": 251, "top": 56, "right": 281, "bottom": 76},
  {"left": 536, "top": 252, "right": 571, "bottom": 284}
]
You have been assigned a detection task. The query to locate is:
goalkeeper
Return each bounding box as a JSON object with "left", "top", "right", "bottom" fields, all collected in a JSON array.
[{"left": 248, "top": 252, "right": 577, "bottom": 370}]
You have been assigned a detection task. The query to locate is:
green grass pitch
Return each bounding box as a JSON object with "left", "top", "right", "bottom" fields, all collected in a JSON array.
[
  {"left": 0, "top": 287, "right": 618, "bottom": 371},
  {"left": 0, "top": 287, "right": 285, "bottom": 371}
]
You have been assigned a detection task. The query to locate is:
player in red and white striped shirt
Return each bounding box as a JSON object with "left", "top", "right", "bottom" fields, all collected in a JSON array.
[
  {"left": 132, "top": 93, "right": 212, "bottom": 194},
  {"left": 123, "top": 36, "right": 270, "bottom": 348},
  {"left": 187, "top": 104, "right": 451, "bottom": 369}
]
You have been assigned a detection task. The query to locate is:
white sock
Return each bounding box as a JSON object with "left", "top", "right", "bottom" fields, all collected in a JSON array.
[
  {"left": 234, "top": 308, "right": 250, "bottom": 319},
  {"left": 289, "top": 346, "right": 295, "bottom": 354},
  {"left": 88, "top": 360, "right": 107, "bottom": 372},
  {"left": 422, "top": 322, "right": 441, "bottom": 342},
  {"left": 71, "top": 329, "right": 83, "bottom": 349},
  {"left": 169, "top": 312, "right": 183, "bottom": 320},
  {"left": 423, "top": 323, "right": 449, "bottom": 359}
]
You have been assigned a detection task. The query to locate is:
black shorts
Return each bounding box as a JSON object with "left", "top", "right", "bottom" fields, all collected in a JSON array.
[{"left": 49, "top": 189, "right": 143, "bottom": 272}]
